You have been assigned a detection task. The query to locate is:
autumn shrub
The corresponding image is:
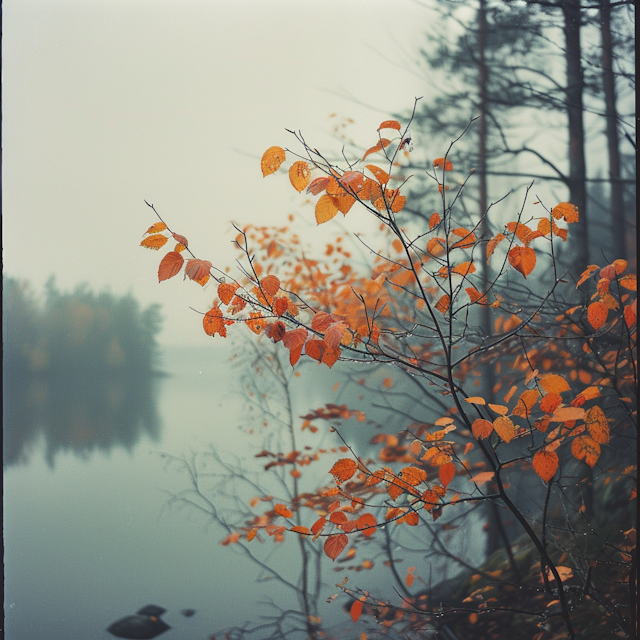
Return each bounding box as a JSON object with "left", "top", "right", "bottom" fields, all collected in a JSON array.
[{"left": 141, "top": 104, "right": 636, "bottom": 639}]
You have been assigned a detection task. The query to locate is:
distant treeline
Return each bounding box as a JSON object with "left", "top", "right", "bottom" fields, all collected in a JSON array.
[
  {"left": 3, "top": 276, "right": 163, "bottom": 377},
  {"left": 3, "top": 277, "right": 164, "bottom": 467}
]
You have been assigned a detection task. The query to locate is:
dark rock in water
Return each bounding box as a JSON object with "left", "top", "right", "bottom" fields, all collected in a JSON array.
[
  {"left": 180, "top": 608, "right": 196, "bottom": 617},
  {"left": 136, "top": 605, "right": 167, "bottom": 617},
  {"left": 107, "top": 605, "right": 170, "bottom": 639}
]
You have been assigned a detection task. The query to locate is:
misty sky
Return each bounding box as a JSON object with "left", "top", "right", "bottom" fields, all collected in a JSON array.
[{"left": 4, "top": 0, "right": 435, "bottom": 346}]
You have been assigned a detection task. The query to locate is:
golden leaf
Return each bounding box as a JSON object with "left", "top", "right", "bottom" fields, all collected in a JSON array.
[
  {"left": 261, "top": 146, "right": 286, "bottom": 177},
  {"left": 288, "top": 161, "right": 311, "bottom": 192},
  {"left": 315, "top": 195, "right": 339, "bottom": 225}
]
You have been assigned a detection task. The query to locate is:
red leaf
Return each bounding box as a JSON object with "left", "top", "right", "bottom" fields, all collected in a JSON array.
[
  {"left": 172, "top": 232, "right": 188, "bottom": 247},
  {"left": 350, "top": 599, "right": 364, "bottom": 623},
  {"left": 439, "top": 462, "right": 455, "bottom": 487},
  {"left": 324, "top": 533, "right": 348, "bottom": 561},
  {"left": 218, "top": 282, "right": 238, "bottom": 305},
  {"left": 311, "top": 517, "right": 326, "bottom": 536},
  {"left": 307, "top": 176, "right": 331, "bottom": 195},
  {"left": 266, "top": 320, "right": 286, "bottom": 343},
  {"left": 185, "top": 259, "right": 212, "bottom": 282},
  {"left": 355, "top": 513, "right": 377, "bottom": 537},
  {"left": 158, "top": 251, "right": 184, "bottom": 282},
  {"left": 261, "top": 274, "right": 280, "bottom": 296}
]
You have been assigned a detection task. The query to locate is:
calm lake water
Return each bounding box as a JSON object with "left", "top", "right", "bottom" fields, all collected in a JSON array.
[{"left": 4, "top": 341, "right": 485, "bottom": 640}]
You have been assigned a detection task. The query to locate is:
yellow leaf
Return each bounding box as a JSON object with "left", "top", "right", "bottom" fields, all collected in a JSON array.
[
  {"left": 551, "top": 202, "right": 579, "bottom": 223},
  {"left": 315, "top": 195, "right": 339, "bottom": 225},
  {"left": 261, "top": 146, "right": 286, "bottom": 177},
  {"left": 289, "top": 161, "right": 311, "bottom": 192},
  {"left": 493, "top": 416, "right": 516, "bottom": 443}
]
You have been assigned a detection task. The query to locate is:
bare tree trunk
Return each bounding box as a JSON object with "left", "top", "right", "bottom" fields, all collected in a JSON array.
[
  {"left": 600, "top": 0, "right": 626, "bottom": 263},
  {"left": 563, "top": 0, "right": 589, "bottom": 269}
]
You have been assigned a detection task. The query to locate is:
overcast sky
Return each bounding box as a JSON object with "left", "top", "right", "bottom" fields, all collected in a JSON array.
[{"left": 4, "top": 0, "right": 436, "bottom": 346}]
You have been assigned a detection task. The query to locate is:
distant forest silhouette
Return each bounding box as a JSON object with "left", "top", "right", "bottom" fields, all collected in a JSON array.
[{"left": 3, "top": 277, "right": 164, "bottom": 467}]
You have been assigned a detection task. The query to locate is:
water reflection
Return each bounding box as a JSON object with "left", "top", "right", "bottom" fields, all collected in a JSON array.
[{"left": 3, "top": 371, "right": 163, "bottom": 467}]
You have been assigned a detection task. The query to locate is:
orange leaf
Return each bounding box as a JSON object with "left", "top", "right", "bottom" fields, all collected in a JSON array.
[
  {"left": 550, "top": 406, "right": 585, "bottom": 422},
  {"left": 311, "top": 517, "right": 326, "bottom": 536},
  {"left": 511, "top": 389, "right": 540, "bottom": 418},
  {"left": 274, "top": 503, "right": 293, "bottom": 518},
  {"left": 488, "top": 403, "right": 509, "bottom": 416},
  {"left": 305, "top": 339, "right": 326, "bottom": 362},
  {"left": 185, "top": 259, "right": 212, "bottom": 282},
  {"left": 469, "top": 471, "right": 495, "bottom": 486},
  {"left": 540, "top": 392, "right": 562, "bottom": 414},
  {"left": 246, "top": 313, "right": 265, "bottom": 335},
  {"left": 400, "top": 466, "right": 427, "bottom": 486},
  {"left": 585, "top": 406, "right": 609, "bottom": 444},
  {"left": 619, "top": 274, "right": 637, "bottom": 291},
  {"left": 378, "top": 120, "right": 402, "bottom": 131},
  {"left": 362, "top": 139, "right": 391, "bottom": 160},
  {"left": 365, "top": 164, "right": 390, "bottom": 185},
  {"left": 493, "top": 416, "right": 516, "bottom": 443},
  {"left": 571, "top": 435, "right": 601, "bottom": 467},
  {"left": 356, "top": 513, "right": 377, "bottom": 537},
  {"left": 532, "top": 450, "right": 559, "bottom": 482},
  {"left": 218, "top": 282, "right": 239, "bottom": 305},
  {"left": 450, "top": 227, "right": 477, "bottom": 249},
  {"left": 435, "top": 294, "right": 450, "bottom": 314},
  {"left": 350, "top": 599, "right": 364, "bottom": 623},
  {"left": 315, "top": 194, "right": 339, "bottom": 225},
  {"left": 551, "top": 202, "right": 579, "bottom": 223},
  {"left": 289, "top": 161, "right": 311, "bottom": 192},
  {"left": 433, "top": 157, "right": 453, "bottom": 170},
  {"left": 429, "top": 212, "right": 441, "bottom": 230},
  {"left": 465, "top": 396, "right": 487, "bottom": 405},
  {"left": 203, "top": 306, "right": 227, "bottom": 338},
  {"left": 587, "top": 301, "right": 608, "bottom": 330},
  {"left": 141, "top": 233, "right": 169, "bottom": 250},
  {"left": 290, "top": 525, "right": 310, "bottom": 534},
  {"left": 472, "top": 419, "right": 494, "bottom": 440},
  {"left": 145, "top": 221, "right": 167, "bottom": 234},
  {"left": 427, "top": 237, "right": 446, "bottom": 257},
  {"left": 406, "top": 568, "right": 415, "bottom": 587},
  {"left": 324, "top": 533, "right": 348, "bottom": 561},
  {"left": 158, "top": 251, "right": 184, "bottom": 282},
  {"left": 486, "top": 233, "right": 506, "bottom": 262},
  {"left": 247, "top": 529, "right": 257, "bottom": 542},
  {"left": 329, "top": 458, "right": 358, "bottom": 483},
  {"left": 540, "top": 374, "right": 571, "bottom": 394},
  {"left": 508, "top": 246, "right": 536, "bottom": 278},
  {"left": 439, "top": 462, "right": 455, "bottom": 487},
  {"left": 261, "top": 146, "right": 286, "bottom": 177},
  {"left": 261, "top": 274, "right": 280, "bottom": 296}
]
